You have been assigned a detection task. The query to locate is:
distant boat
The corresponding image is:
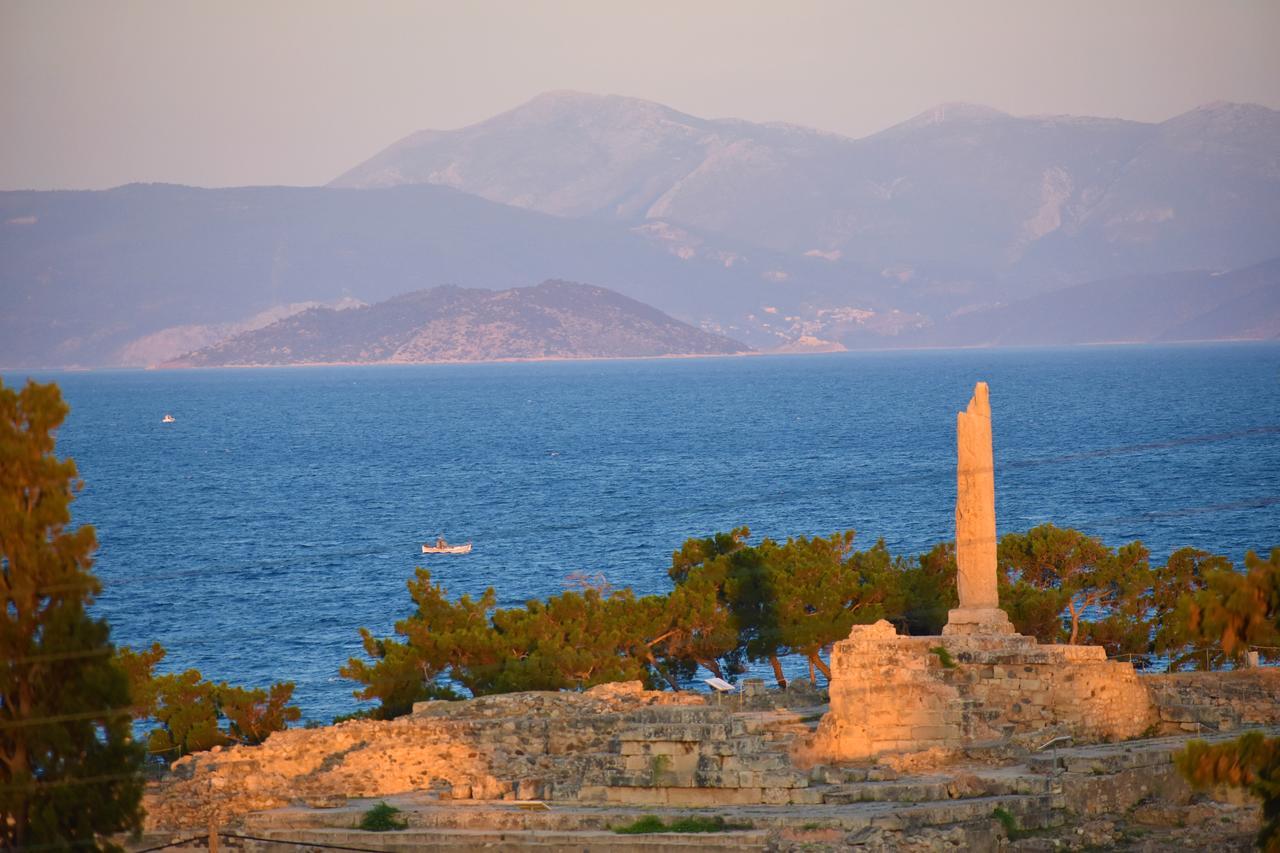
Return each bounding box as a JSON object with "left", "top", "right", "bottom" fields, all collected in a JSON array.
[
  {"left": 162, "top": 414, "right": 176, "bottom": 423},
  {"left": 422, "top": 538, "right": 472, "bottom": 555}
]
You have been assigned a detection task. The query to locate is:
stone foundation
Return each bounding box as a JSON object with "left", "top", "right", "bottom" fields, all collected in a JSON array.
[
  {"left": 1145, "top": 668, "right": 1280, "bottom": 734},
  {"left": 144, "top": 682, "right": 824, "bottom": 829},
  {"left": 941, "top": 606, "right": 1014, "bottom": 636},
  {"left": 803, "top": 620, "right": 1155, "bottom": 764}
]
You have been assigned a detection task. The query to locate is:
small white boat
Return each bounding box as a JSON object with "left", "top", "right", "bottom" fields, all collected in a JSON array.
[
  {"left": 422, "top": 538, "right": 472, "bottom": 555},
  {"left": 162, "top": 414, "right": 176, "bottom": 423}
]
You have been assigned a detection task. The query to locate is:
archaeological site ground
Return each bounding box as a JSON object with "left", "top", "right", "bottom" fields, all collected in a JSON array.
[{"left": 130, "top": 385, "right": 1280, "bottom": 852}]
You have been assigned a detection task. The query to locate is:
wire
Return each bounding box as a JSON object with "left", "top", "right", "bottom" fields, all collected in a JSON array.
[
  {"left": 5, "top": 647, "right": 114, "bottom": 665},
  {"left": 6, "top": 422, "right": 1276, "bottom": 598},
  {"left": 0, "top": 770, "right": 141, "bottom": 793},
  {"left": 0, "top": 706, "right": 137, "bottom": 730},
  {"left": 129, "top": 835, "right": 207, "bottom": 853},
  {"left": 221, "top": 833, "right": 392, "bottom": 852}
]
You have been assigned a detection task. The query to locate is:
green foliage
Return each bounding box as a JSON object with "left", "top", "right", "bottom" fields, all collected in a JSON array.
[
  {"left": 992, "top": 806, "right": 1022, "bottom": 839},
  {"left": 1, "top": 379, "right": 146, "bottom": 850},
  {"left": 117, "top": 642, "right": 302, "bottom": 758},
  {"left": 1176, "top": 732, "right": 1280, "bottom": 851},
  {"left": 345, "top": 516, "right": 1278, "bottom": 712},
  {"left": 1183, "top": 549, "right": 1280, "bottom": 666},
  {"left": 358, "top": 801, "right": 408, "bottom": 831},
  {"left": 929, "top": 646, "right": 957, "bottom": 669},
  {"left": 220, "top": 680, "right": 304, "bottom": 745},
  {"left": 341, "top": 568, "right": 492, "bottom": 716},
  {"left": 343, "top": 569, "right": 673, "bottom": 714},
  {"left": 332, "top": 708, "right": 379, "bottom": 724},
  {"left": 755, "top": 531, "right": 879, "bottom": 682},
  {"left": 998, "top": 524, "right": 1151, "bottom": 645},
  {"left": 1151, "top": 548, "right": 1232, "bottom": 669},
  {"left": 666, "top": 529, "right": 889, "bottom": 686},
  {"left": 614, "top": 814, "right": 752, "bottom": 834},
  {"left": 648, "top": 753, "right": 673, "bottom": 786},
  {"left": 473, "top": 588, "right": 659, "bottom": 694},
  {"left": 893, "top": 542, "right": 957, "bottom": 635}
]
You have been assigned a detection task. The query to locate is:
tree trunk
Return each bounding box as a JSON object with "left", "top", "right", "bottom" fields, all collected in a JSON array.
[
  {"left": 809, "top": 652, "right": 832, "bottom": 681},
  {"left": 699, "top": 658, "right": 725, "bottom": 680},
  {"left": 769, "top": 654, "right": 787, "bottom": 689},
  {"left": 11, "top": 667, "right": 32, "bottom": 848},
  {"left": 1068, "top": 599, "right": 1080, "bottom": 645},
  {"left": 645, "top": 652, "right": 681, "bottom": 692}
]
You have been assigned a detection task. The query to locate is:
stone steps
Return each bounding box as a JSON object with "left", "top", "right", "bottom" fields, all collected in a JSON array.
[
  {"left": 235, "top": 789, "right": 1063, "bottom": 836},
  {"left": 1025, "top": 726, "right": 1280, "bottom": 775},
  {"left": 819, "top": 778, "right": 952, "bottom": 804},
  {"left": 205, "top": 827, "right": 770, "bottom": 852}
]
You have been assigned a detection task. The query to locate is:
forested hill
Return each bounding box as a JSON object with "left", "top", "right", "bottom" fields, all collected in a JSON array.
[{"left": 162, "top": 280, "right": 751, "bottom": 367}]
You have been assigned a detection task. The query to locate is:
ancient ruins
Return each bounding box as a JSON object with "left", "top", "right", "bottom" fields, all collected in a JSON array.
[
  {"left": 134, "top": 381, "right": 1279, "bottom": 851},
  {"left": 945, "top": 381, "right": 1013, "bottom": 636},
  {"left": 805, "top": 381, "right": 1155, "bottom": 763}
]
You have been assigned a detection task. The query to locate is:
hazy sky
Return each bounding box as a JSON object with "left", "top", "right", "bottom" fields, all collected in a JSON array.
[{"left": 3, "top": 0, "right": 1278, "bottom": 190}]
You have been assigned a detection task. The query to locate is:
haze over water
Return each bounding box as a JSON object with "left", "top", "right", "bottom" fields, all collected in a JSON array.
[{"left": 10, "top": 343, "right": 1280, "bottom": 721}]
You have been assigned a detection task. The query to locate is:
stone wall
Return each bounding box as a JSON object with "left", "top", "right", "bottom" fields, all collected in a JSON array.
[
  {"left": 803, "top": 621, "right": 1155, "bottom": 764},
  {"left": 145, "top": 682, "right": 820, "bottom": 829},
  {"left": 1144, "top": 668, "right": 1280, "bottom": 734}
]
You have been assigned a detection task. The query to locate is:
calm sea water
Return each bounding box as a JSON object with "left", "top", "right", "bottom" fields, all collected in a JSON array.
[{"left": 8, "top": 344, "right": 1280, "bottom": 721}]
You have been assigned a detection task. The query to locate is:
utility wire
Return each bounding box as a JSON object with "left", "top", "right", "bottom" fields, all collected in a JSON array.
[
  {"left": 12, "top": 421, "right": 1278, "bottom": 598},
  {"left": 0, "top": 770, "right": 141, "bottom": 793},
  {"left": 217, "top": 833, "right": 394, "bottom": 852},
  {"left": 0, "top": 706, "right": 138, "bottom": 730},
  {"left": 6, "top": 646, "right": 114, "bottom": 665}
]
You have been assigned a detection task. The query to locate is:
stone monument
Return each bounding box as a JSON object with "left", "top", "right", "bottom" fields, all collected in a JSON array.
[
  {"left": 943, "top": 382, "right": 1014, "bottom": 636},
  {"left": 801, "top": 380, "right": 1154, "bottom": 765}
]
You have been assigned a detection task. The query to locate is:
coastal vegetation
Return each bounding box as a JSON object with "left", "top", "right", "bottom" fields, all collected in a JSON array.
[
  {"left": 115, "top": 642, "right": 301, "bottom": 759},
  {"left": 1173, "top": 549, "right": 1280, "bottom": 851},
  {"left": 613, "top": 814, "right": 753, "bottom": 834},
  {"left": 1177, "top": 732, "right": 1280, "bottom": 852},
  {"left": 1, "top": 379, "right": 301, "bottom": 846},
  {"left": 345, "top": 523, "right": 1280, "bottom": 718},
  {"left": 358, "top": 801, "right": 409, "bottom": 831},
  {"left": 1, "top": 380, "right": 144, "bottom": 850}
]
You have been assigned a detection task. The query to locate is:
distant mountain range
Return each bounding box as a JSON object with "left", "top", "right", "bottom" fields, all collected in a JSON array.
[
  {"left": 910, "top": 257, "right": 1280, "bottom": 347},
  {"left": 2, "top": 91, "right": 1277, "bottom": 368},
  {"left": 335, "top": 92, "right": 1280, "bottom": 289},
  {"left": 163, "top": 281, "right": 749, "bottom": 367}
]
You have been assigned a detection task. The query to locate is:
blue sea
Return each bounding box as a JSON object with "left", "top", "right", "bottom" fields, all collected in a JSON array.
[{"left": 8, "top": 343, "right": 1280, "bottom": 722}]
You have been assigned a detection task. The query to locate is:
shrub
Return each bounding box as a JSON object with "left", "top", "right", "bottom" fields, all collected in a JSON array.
[
  {"left": 614, "top": 814, "right": 751, "bottom": 833},
  {"left": 358, "top": 801, "right": 408, "bottom": 831}
]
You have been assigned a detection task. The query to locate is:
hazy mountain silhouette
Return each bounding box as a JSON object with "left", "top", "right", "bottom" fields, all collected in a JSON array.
[
  {"left": 334, "top": 92, "right": 1280, "bottom": 289},
  {"left": 912, "top": 256, "right": 1280, "bottom": 347},
  {"left": 3, "top": 93, "right": 1278, "bottom": 367},
  {"left": 163, "top": 280, "right": 750, "bottom": 366},
  {"left": 0, "top": 183, "right": 818, "bottom": 367}
]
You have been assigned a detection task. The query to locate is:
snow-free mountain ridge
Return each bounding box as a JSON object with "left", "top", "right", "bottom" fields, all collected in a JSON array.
[{"left": 2, "top": 92, "right": 1277, "bottom": 367}]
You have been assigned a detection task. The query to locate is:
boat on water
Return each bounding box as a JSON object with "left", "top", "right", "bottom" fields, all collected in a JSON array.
[
  {"left": 422, "top": 537, "right": 472, "bottom": 555},
  {"left": 162, "top": 414, "right": 176, "bottom": 423}
]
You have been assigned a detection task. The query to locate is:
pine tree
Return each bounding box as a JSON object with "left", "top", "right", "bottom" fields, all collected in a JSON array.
[{"left": 1, "top": 380, "right": 144, "bottom": 850}]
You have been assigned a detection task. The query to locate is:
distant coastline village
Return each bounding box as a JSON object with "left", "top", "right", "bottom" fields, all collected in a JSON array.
[{"left": 7, "top": 379, "right": 1268, "bottom": 851}]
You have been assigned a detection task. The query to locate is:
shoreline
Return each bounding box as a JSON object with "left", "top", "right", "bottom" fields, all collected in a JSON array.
[{"left": 3, "top": 337, "right": 1277, "bottom": 374}]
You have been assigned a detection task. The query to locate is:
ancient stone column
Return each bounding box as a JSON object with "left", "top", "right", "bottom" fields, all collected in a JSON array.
[{"left": 943, "top": 382, "right": 1014, "bottom": 636}]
